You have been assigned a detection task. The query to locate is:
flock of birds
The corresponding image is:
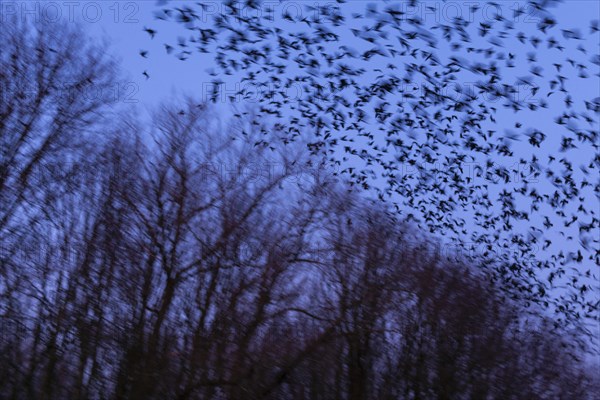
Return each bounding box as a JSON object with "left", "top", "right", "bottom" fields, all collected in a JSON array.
[{"left": 138, "top": 0, "right": 600, "bottom": 330}]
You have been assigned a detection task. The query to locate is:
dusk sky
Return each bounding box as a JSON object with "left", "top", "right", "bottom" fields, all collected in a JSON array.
[
  {"left": 1, "top": 1, "right": 600, "bottom": 398},
  {"left": 3, "top": 0, "right": 597, "bottom": 312},
  {"left": 84, "top": 0, "right": 599, "bottom": 295}
]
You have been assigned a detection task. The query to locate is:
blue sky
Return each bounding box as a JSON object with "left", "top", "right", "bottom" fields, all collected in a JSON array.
[
  {"left": 14, "top": 0, "right": 589, "bottom": 111},
  {"left": 4, "top": 2, "right": 593, "bottom": 123},
  {"left": 79, "top": 2, "right": 598, "bottom": 248},
  {"left": 3, "top": 0, "right": 599, "bottom": 337}
]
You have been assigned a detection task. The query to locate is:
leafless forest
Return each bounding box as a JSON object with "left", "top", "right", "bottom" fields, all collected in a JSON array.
[{"left": 0, "top": 12, "right": 598, "bottom": 400}]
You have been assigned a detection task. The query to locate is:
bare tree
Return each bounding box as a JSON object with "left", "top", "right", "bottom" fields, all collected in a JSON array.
[{"left": 0, "top": 16, "right": 119, "bottom": 400}]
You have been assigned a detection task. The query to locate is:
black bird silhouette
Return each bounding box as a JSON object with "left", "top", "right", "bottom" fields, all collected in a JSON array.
[{"left": 143, "top": 26, "right": 157, "bottom": 39}]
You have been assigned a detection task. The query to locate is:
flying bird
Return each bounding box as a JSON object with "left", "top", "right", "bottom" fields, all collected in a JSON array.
[{"left": 143, "top": 26, "right": 157, "bottom": 39}]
